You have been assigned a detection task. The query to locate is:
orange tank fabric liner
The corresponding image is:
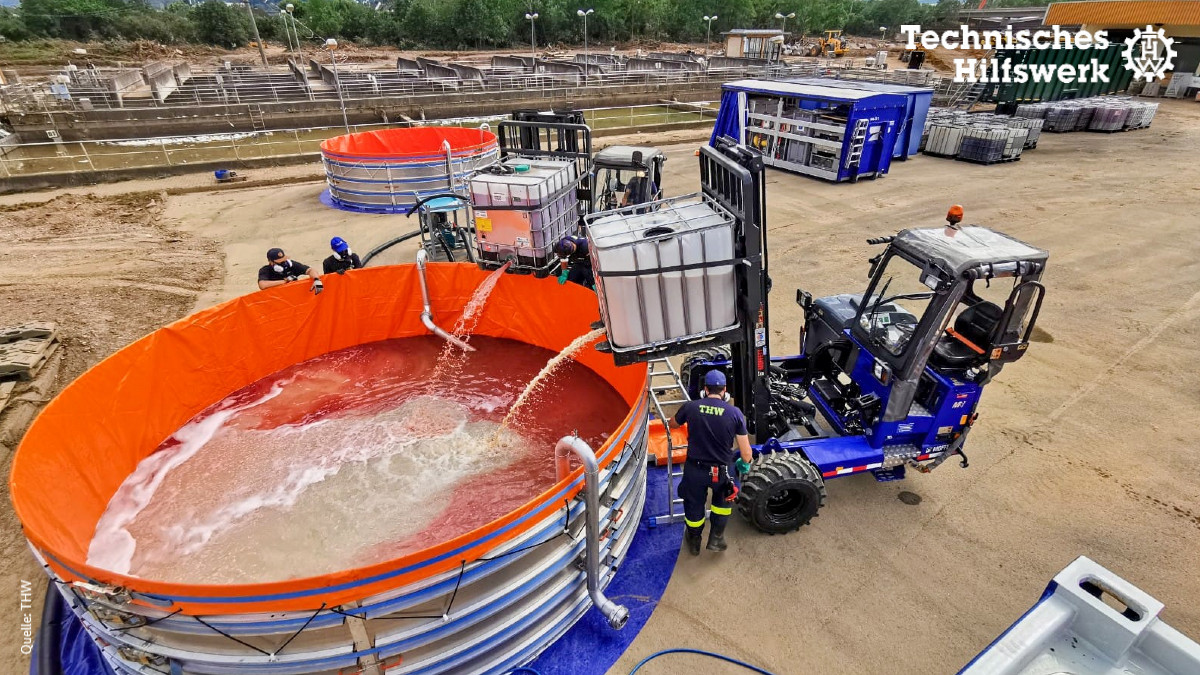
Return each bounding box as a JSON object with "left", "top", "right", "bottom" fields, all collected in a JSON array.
[
  {"left": 319, "top": 127, "right": 497, "bottom": 160},
  {"left": 647, "top": 419, "right": 689, "bottom": 466},
  {"left": 11, "top": 263, "right": 647, "bottom": 613}
]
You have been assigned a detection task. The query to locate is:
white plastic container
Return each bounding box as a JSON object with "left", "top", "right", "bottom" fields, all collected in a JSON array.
[
  {"left": 471, "top": 157, "right": 580, "bottom": 267},
  {"left": 963, "top": 556, "right": 1200, "bottom": 674},
  {"left": 587, "top": 196, "right": 737, "bottom": 350}
]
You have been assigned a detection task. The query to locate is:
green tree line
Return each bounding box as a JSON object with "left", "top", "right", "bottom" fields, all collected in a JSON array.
[{"left": 0, "top": 0, "right": 1046, "bottom": 51}]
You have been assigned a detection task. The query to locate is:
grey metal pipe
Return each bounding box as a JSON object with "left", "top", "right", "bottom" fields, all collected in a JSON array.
[
  {"left": 554, "top": 435, "right": 629, "bottom": 630},
  {"left": 415, "top": 249, "right": 475, "bottom": 352}
]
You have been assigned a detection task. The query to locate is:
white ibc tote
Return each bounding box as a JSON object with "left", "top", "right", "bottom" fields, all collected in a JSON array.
[{"left": 587, "top": 196, "right": 737, "bottom": 350}]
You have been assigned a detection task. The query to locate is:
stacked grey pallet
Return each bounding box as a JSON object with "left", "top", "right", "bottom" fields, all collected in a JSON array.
[
  {"left": 922, "top": 109, "right": 1035, "bottom": 164},
  {"left": 1005, "top": 116, "right": 1043, "bottom": 148},
  {"left": 1014, "top": 96, "right": 1158, "bottom": 134},
  {"left": 1044, "top": 104, "right": 1081, "bottom": 132},
  {"left": 1088, "top": 105, "right": 1129, "bottom": 131}
]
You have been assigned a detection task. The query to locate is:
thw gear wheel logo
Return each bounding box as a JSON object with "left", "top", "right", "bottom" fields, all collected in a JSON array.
[{"left": 1123, "top": 25, "right": 1176, "bottom": 82}]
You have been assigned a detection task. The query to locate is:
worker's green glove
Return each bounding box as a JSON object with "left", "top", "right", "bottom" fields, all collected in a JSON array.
[
  {"left": 735, "top": 458, "right": 752, "bottom": 477},
  {"left": 557, "top": 268, "right": 569, "bottom": 285}
]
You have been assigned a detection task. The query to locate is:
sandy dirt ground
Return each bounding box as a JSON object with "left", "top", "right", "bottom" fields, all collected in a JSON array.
[
  {"left": 0, "top": 102, "right": 1198, "bottom": 673},
  {"left": 0, "top": 193, "right": 222, "bottom": 674}
]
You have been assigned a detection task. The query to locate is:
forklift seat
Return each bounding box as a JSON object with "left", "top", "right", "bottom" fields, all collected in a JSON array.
[{"left": 931, "top": 301, "right": 1003, "bottom": 370}]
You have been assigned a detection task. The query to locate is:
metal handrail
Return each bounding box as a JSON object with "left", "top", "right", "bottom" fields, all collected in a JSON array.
[{"left": 0, "top": 102, "right": 718, "bottom": 179}]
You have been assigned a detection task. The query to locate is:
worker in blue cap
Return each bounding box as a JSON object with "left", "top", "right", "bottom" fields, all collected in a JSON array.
[
  {"left": 323, "top": 236, "right": 363, "bottom": 275},
  {"left": 553, "top": 235, "right": 594, "bottom": 289},
  {"left": 669, "top": 368, "right": 753, "bottom": 555}
]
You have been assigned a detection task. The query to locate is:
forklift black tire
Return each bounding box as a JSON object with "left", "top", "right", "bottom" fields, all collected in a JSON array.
[
  {"left": 738, "top": 452, "right": 827, "bottom": 534},
  {"left": 680, "top": 346, "right": 732, "bottom": 393}
]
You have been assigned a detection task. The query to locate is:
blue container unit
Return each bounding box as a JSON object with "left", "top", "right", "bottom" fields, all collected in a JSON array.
[
  {"left": 784, "top": 78, "right": 933, "bottom": 159},
  {"left": 711, "top": 79, "right": 906, "bottom": 183}
]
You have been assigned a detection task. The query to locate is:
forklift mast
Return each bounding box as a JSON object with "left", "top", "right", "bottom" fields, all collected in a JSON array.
[{"left": 701, "top": 138, "right": 773, "bottom": 436}]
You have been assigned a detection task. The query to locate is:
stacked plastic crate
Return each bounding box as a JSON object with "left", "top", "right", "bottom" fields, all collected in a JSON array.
[
  {"left": 1089, "top": 104, "right": 1129, "bottom": 131},
  {"left": 958, "top": 126, "right": 1012, "bottom": 164},
  {"left": 1044, "top": 103, "right": 1081, "bottom": 132},
  {"left": 922, "top": 109, "right": 1030, "bottom": 163},
  {"left": 921, "top": 96, "right": 1160, "bottom": 165},
  {"left": 1014, "top": 96, "right": 1159, "bottom": 134}
]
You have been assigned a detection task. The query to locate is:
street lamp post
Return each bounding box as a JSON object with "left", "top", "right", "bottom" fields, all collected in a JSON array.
[
  {"left": 880, "top": 26, "right": 887, "bottom": 42},
  {"left": 526, "top": 12, "right": 539, "bottom": 61},
  {"left": 284, "top": 4, "right": 297, "bottom": 59},
  {"left": 703, "top": 15, "right": 718, "bottom": 55},
  {"left": 326, "top": 38, "right": 350, "bottom": 134},
  {"left": 775, "top": 12, "right": 795, "bottom": 33},
  {"left": 577, "top": 8, "right": 594, "bottom": 84},
  {"left": 245, "top": 0, "right": 268, "bottom": 68}
]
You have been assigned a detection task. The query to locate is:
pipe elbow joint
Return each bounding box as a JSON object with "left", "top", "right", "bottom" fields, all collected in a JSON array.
[
  {"left": 555, "top": 435, "right": 629, "bottom": 631},
  {"left": 603, "top": 602, "right": 629, "bottom": 630}
]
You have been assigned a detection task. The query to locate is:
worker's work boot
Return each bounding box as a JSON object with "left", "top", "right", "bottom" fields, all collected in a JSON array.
[
  {"left": 684, "top": 526, "right": 703, "bottom": 556},
  {"left": 706, "top": 520, "right": 727, "bottom": 552}
]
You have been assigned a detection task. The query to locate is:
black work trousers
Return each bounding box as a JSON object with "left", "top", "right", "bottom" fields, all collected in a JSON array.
[{"left": 678, "top": 460, "right": 736, "bottom": 530}]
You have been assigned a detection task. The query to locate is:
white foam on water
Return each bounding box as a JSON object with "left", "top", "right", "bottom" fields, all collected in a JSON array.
[
  {"left": 87, "top": 383, "right": 285, "bottom": 574},
  {"left": 90, "top": 393, "right": 529, "bottom": 584},
  {"left": 100, "top": 131, "right": 272, "bottom": 147}
]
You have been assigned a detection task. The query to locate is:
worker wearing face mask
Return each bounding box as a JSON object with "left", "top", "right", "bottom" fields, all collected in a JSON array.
[
  {"left": 258, "top": 247, "right": 323, "bottom": 294},
  {"left": 322, "top": 237, "right": 363, "bottom": 275}
]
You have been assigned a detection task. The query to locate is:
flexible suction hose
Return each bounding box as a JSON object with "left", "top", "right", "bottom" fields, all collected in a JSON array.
[
  {"left": 554, "top": 436, "right": 629, "bottom": 630},
  {"left": 415, "top": 249, "right": 475, "bottom": 352}
]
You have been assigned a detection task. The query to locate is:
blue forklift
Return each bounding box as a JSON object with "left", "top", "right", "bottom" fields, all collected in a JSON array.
[{"left": 603, "top": 138, "right": 1048, "bottom": 534}]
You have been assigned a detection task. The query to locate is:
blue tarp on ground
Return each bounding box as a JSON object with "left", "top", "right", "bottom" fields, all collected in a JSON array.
[
  {"left": 528, "top": 465, "right": 682, "bottom": 674},
  {"left": 32, "top": 584, "right": 112, "bottom": 675}
]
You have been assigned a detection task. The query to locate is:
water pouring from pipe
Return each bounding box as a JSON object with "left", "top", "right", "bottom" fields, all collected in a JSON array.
[
  {"left": 497, "top": 327, "right": 607, "bottom": 438},
  {"left": 416, "top": 249, "right": 475, "bottom": 352}
]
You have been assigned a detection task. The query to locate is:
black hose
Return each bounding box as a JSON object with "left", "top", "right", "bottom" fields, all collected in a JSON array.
[
  {"left": 455, "top": 227, "right": 477, "bottom": 263},
  {"left": 36, "top": 582, "right": 64, "bottom": 675},
  {"left": 435, "top": 229, "right": 456, "bottom": 261},
  {"left": 628, "top": 648, "right": 776, "bottom": 674},
  {"left": 403, "top": 192, "right": 470, "bottom": 217},
  {"left": 361, "top": 230, "right": 423, "bottom": 267}
]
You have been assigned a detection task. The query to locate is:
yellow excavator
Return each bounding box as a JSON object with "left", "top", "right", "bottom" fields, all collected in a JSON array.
[{"left": 809, "top": 30, "right": 847, "bottom": 57}]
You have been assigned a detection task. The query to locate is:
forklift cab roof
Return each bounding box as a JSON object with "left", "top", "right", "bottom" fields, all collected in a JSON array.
[
  {"left": 593, "top": 145, "right": 665, "bottom": 170},
  {"left": 891, "top": 226, "right": 1048, "bottom": 279}
]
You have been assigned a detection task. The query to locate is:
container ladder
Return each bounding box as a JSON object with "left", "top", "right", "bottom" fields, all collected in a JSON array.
[
  {"left": 843, "top": 118, "right": 870, "bottom": 180},
  {"left": 647, "top": 358, "right": 689, "bottom": 526}
]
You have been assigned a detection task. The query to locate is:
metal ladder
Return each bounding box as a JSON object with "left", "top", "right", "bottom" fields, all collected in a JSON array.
[
  {"left": 953, "top": 49, "right": 994, "bottom": 111},
  {"left": 954, "top": 82, "right": 987, "bottom": 111},
  {"left": 248, "top": 104, "right": 266, "bottom": 132},
  {"left": 647, "top": 358, "right": 690, "bottom": 526},
  {"left": 843, "top": 118, "right": 870, "bottom": 176}
]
